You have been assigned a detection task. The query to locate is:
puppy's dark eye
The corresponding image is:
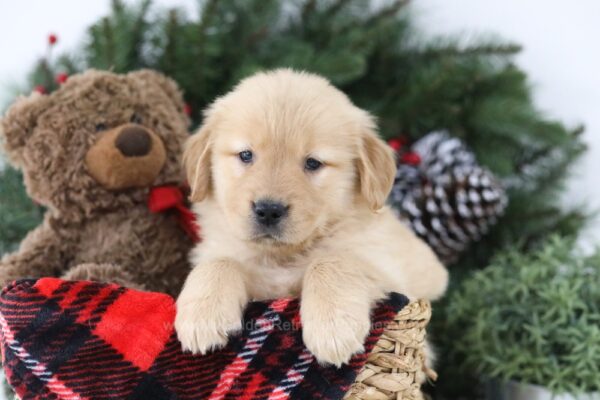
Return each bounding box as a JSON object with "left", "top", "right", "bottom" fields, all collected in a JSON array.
[
  {"left": 95, "top": 123, "right": 107, "bottom": 132},
  {"left": 239, "top": 150, "right": 253, "bottom": 163},
  {"left": 305, "top": 157, "right": 322, "bottom": 171},
  {"left": 130, "top": 113, "right": 143, "bottom": 124}
]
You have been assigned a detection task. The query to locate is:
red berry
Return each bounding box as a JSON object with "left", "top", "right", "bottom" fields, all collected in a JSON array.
[
  {"left": 34, "top": 85, "right": 47, "bottom": 94},
  {"left": 56, "top": 73, "right": 68, "bottom": 84},
  {"left": 388, "top": 138, "right": 404, "bottom": 152},
  {"left": 184, "top": 103, "right": 192, "bottom": 116},
  {"left": 401, "top": 152, "right": 421, "bottom": 166},
  {"left": 48, "top": 34, "right": 58, "bottom": 45}
]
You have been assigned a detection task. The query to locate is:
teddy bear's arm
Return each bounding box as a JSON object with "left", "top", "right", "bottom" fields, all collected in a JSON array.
[
  {"left": 62, "top": 263, "right": 145, "bottom": 290},
  {"left": 0, "top": 218, "right": 72, "bottom": 287}
]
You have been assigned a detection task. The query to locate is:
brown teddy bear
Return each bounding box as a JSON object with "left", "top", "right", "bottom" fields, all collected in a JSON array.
[{"left": 0, "top": 69, "right": 195, "bottom": 296}]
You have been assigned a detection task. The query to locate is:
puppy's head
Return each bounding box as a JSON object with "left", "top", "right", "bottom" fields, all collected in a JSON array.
[{"left": 184, "top": 69, "right": 395, "bottom": 246}]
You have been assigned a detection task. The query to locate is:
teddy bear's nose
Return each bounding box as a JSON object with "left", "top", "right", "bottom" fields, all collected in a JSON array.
[{"left": 115, "top": 126, "right": 152, "bottom": 157}]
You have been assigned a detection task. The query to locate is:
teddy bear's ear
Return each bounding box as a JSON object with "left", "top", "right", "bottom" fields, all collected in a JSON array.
[
  {"left": 0, "top": 92, "right": 51, "bottom": 166},
  {"left": 128, "top": 69, "right": 186, "bottom": 111}
]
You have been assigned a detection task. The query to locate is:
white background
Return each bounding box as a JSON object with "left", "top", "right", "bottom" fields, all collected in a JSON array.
[
  {"left": 0, "top": 1, "right": 598, "bottom": 396},
  {"left": 413, "top": 0, "right": 600, "bottom": 250},
  {"left": 0, "top": 1, "right": 597, "bottom": 235}
]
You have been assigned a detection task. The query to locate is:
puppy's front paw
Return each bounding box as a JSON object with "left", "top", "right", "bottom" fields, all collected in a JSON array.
[
  {"left": 175, "top": 298, "right": 243, "bottom": 355},
  {"left": 301, "top": 301, "right": 371, "bottom": 367}
]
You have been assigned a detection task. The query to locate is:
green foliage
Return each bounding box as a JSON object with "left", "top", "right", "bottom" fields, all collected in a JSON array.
[
  {"left": 445, "top": 236, "right": 600, "bottom": 394},
  {"left": 0, "top": 166, "right": 44, "bottom": 254}
]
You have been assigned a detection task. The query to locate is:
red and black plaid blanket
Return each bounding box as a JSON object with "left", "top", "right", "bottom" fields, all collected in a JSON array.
[{"left": 0, "top": 278, "right": 408, "bottom": 400}]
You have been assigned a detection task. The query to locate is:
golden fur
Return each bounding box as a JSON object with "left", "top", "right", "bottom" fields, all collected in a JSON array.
[{"left": 176, "top": 69, "right": 448, "bottom": 366}]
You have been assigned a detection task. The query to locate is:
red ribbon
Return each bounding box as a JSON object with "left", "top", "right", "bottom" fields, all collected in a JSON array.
[
  {"left": 400, "top": 151, "right": 421, "bottom": 166},
  {"left": 148, "top": 186, "right": 201, "bottom": 243},
  {"left": 387, "top": 137, "right": 421, "bottom": 166}
]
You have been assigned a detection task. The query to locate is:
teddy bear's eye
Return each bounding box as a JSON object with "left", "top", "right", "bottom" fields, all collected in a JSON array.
[
  {"left": 95, "top": 123, "right": 107, "bottom": 132},
  {"left": 130, "top": 113, "right": 143, "bottom": 125}
]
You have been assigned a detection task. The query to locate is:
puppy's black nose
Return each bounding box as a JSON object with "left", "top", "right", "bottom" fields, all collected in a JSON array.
[
  {"left": 115, "top": 125, "right": 152, "bottom": 157},
  {"left": 253, "top": 200, "right": 289, "bottom": 227}
]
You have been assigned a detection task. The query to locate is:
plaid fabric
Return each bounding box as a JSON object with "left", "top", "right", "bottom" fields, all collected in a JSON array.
[{"left": 0, "top": 279, "right": 408, "bottom": 400}]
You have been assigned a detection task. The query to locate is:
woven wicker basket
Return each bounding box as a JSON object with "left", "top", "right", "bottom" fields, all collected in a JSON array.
[{"left": 345, "top": 300, "right": 435, "bottom": 400}]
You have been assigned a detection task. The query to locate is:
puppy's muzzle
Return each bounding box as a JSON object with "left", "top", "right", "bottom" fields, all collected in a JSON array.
[{"left": 252, "top": 199, "right": 289, "bottom": 228}]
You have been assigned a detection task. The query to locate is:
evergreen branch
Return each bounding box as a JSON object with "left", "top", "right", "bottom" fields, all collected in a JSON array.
[
  {"left": 324, "top": 0, "right": 353, "bottom": 18},
  {"left": 301, "top": 0, "right": 317, "bottom": 22},
  {"left": 39, "top": 59, "right": 55, "bottom": 89},
  {"left": 335, "top": 0, "right": 409, "bottom": 37},
  {"left": 570, "top": 124, "right": 585, "bottom": 137},
  {"left": 196, "top": 0, "right": 219, "bottom": 59},
  {"left": 521, "top": 210, "right": 588, "bottom": 249},
  {"left": 161, "top": 9, "right": 179, "bottom": 73},
  {"left": 365, "top": 0, "right": 410, "bottom": 25},
  {"left": 418, "top": 43, "right": 522, "bottom": 58},
  {"left": 245, "top": 26, "right": 269, "bottom": 49},
  {"left": 101, "top": 17, "right": 116, "bottom": 68},
  {"left": 198, "top": 0, "right": 218, "bottom": 34},
  {"left": 56, "top": 55, "right": 79, "bottom": 74},
  {"left": 112, "top": 0, "right": 125, "bottom": 16},
  {"left": 193, "top": 0, "right": 219, "bottom": 97},
  {"left": 195, "top": 0, "right": 218, "bottom": 56},
  {"left": 125, "top": 0, "right": 152, "bottom": 69},
  {"left": 0, "top": 168, "right": 44, "bottom": 255}
]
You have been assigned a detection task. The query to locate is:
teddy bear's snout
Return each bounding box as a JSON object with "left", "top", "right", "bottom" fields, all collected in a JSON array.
[
  {"left": 115, "top": 125, "right": 152, "bottom": 157},
  {"left": 85, "top": 123, "right": 167, "bottom": 190}
]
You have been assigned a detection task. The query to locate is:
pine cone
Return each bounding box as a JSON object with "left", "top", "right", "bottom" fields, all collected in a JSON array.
[
  {"left": 412, "top": 130, "right": 476, "bottom": 179},
  {"left": 389, "top": 132, "right": 508, "bottom": 264},
  {"left": 389, "top": 163, "right": 421, "bottom": 204}
]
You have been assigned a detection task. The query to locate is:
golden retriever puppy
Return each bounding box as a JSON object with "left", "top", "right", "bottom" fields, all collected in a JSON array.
[{"left": 175, "top": 69, "right": 448, "bottom": 366}]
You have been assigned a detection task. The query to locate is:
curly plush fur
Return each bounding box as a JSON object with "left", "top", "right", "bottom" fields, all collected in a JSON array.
[{"left": 0, "top": 69, "right": 194, "bottom": 296}]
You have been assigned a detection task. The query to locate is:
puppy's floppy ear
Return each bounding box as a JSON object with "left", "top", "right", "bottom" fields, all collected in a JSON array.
[
  {"left": 184, "top": 123, "right": 213, "bottom": 202},
  {"left": 356, "top": 113, "right": 396, "bottom": 211}
]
